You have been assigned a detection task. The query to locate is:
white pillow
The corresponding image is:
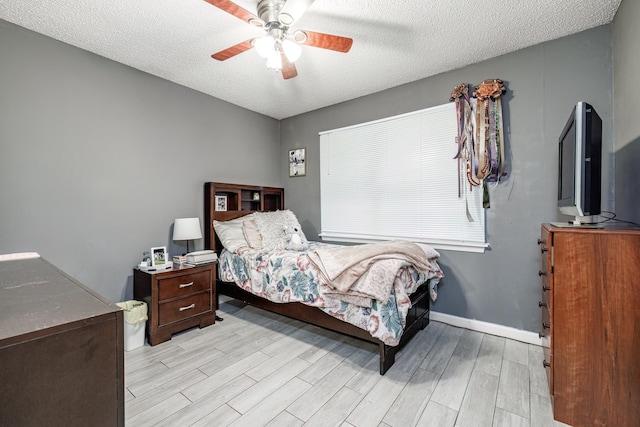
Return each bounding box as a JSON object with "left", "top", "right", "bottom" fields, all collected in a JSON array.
[
  {"left": 213, "top": 216, "right": 251, "bottom": 252},
  {"left": 242, "top": 219, "right": 263, "bottom": 249},
  {"left": 253, "top": 210, "right": 307, "bottom": 251}
]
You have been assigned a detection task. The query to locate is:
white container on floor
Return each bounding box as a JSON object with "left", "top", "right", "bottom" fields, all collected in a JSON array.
[
  {"left": 116, "top": 300, "right": 148, "bottom": 351},
  {"left": 123, "top": 320, "right": 146, "bottom": 351}
]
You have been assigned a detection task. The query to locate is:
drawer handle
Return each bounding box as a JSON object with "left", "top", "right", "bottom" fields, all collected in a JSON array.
[
  {"left": 538, "top": 332, "right": 545, "bottom": 338},
  {"left": 179, "top": 303, "right": 195, "bottom": 312},
  {"left": 537, "top": 238, "right": 544, "bottom": 245},
  {"left": 538, "top": 270, "right": 546, "bottom": 277},
  {"left": 540, "top": 247, "right": 548, "bottom": 253},
  {"left": 542, "top": 322, "right": 550, "bottom": 330},
  {"left": 542, "top": 285, "right": 550, "bottom": 292},
  {"left": 538, "top": 301, "right": 547, "bottom": 308},
  {"left": 179, "top": 281, "right": 194, "bottom": 288},
  {"left": 543, "top": 360, "right": 551, "bottom": 368}
]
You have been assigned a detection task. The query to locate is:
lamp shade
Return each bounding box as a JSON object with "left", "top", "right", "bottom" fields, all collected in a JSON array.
[
  {"left": 282, "top": 39, "right": 301, "bottom": 62},
  {"left": 173, "top": 218, "right": 202, "bottom": 241},
  {"left": 254, "top": 35, "right": 276, "bottom": 58},
  {"left": 266, "top": 50, "right": 282, "bottom": 70}
]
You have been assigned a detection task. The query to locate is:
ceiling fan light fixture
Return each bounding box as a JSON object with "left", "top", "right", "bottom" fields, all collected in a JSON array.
[
  {"left": 207, "top": 0, "right": 351, "bottom": 79},
  {"left": 254, "top": 35, "right": 276, "bottom": 58},
  {"left": 282, "top": 39, "right": 301, "bottom": 62},
  {"left": 266, "top": 50, "right": 282, "bottom": 70}
]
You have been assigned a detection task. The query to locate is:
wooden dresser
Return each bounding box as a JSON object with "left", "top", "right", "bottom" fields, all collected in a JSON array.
[
  {"left": 134, "top": 263, "right": 215, "bottom": 345},
  {"left": 538, "top": 224, "right": 640, "bottom": 427},
  {"left": 0, "top": 255, "right": 124, "bottom": 426}
]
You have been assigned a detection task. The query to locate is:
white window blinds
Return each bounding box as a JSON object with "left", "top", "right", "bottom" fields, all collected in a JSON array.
[{"left": 319, "top": 102, "right": 487, "bottom": 253}]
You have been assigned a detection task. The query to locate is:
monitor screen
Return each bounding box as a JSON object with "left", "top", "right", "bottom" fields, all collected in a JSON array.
[
  {"left": 556, "top": 101, "right": 602, "bottom": 224},
  {"left": 558, "top": 120, "right": 576, "bottom": 206}
]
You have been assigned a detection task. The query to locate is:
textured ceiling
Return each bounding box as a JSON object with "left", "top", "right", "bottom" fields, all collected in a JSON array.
[{"left": 0, "top": 0, "right": 622, "bottom": 119}]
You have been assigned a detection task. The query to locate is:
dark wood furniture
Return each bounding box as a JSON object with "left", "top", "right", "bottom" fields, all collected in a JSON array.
[
  {"left": 134, "top": 263, "right": 215, "bottom": 345},
  {"left": 538, "top": 224, "right": 640, "bottom": 427},
  {"left": 0, "top": 256, "right": 124, "bottom": 426},
  {"left": 205, "top": 181, "right": 284, "bottom": 244},
  {"left": 204, "top": 182, "right": 431, "bottom": 374}
]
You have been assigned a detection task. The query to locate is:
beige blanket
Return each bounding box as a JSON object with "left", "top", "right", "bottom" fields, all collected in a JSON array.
[{"left": 307, "top": 240, "right": 440, "bottom": 306}]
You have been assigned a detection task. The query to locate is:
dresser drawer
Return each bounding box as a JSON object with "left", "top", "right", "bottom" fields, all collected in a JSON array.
[
  {"left": 540, "top": 303, "right": 550, "bottom": 342},
  {"left": 540, "top": 247, "right": 550, "bottom": 272},
  {"left": 158, "top": 291, "right": 211, "bottom": 326},
  {"left": 541, "top": 276, "right": 551, "bottom": 306},
  {"left": 543, "top": 345, "right": 553, "bottom": 395},
  {"left": 541, "top": 302, "right": 552, "bottom": 387},
  {"left": 539, "top": 225, "right": 553, "bottom": 396},
  {"left": 158, "top": 270, "right": 211, "bottom": 301}
]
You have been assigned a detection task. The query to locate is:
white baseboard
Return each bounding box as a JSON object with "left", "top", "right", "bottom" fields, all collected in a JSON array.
[{"left": 430, "top": 311, "right": 543, "bottom": 346}]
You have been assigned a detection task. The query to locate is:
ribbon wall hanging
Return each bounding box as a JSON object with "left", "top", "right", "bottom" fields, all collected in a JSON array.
[
  {"left": 450, "top": 84, "right": 476, "bottom": 197},
  {"left": 450, "top": 79, "right": 507, "bottom": 211}
]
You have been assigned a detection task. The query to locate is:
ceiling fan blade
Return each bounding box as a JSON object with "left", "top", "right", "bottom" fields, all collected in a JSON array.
[
  {"left": 295, "top": 30, "right": 353, "bottom": 53},
  {"left": 280, "top": 52, "right": 298, "bottom": 79},
  {"left": 203, "top": 0, "right": 263, "bottom": 26},
  {"left": 212, "top": 39, "right": 254, "bottom": 61},
  {"left": 278, "top": 0, "right": 315, "bottom": 25}
]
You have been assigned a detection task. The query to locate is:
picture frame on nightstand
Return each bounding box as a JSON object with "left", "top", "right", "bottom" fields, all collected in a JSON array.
[{"left": 151, "top": 246, "right": 168, "bottom": 267}]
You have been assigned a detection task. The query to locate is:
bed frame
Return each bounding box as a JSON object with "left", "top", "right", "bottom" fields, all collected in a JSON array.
[{"left": 204, "top": 182, "right": 431, "bottom": 375}]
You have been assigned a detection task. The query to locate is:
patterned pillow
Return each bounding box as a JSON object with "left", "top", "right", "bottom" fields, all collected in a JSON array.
[{"left": 253, "top": 210, "right": 307, "bottom": 251}]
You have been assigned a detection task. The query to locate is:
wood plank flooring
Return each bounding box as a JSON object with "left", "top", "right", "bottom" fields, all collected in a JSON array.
[{"left": 124, "top": 298, "right": 570, "bottom": 427}]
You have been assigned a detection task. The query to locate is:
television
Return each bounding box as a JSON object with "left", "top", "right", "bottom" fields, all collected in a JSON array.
[{"left": 557, "top": 101, "right": 602, "bottom": 225}]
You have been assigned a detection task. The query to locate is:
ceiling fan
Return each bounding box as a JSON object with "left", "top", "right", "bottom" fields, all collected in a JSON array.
[{"left": 204, "top": 0, "right": 353, "bottom": 79}]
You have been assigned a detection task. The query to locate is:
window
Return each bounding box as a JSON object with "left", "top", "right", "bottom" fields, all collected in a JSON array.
[{"left": 319, "top": 102, "right": 486, "bottom": 253}]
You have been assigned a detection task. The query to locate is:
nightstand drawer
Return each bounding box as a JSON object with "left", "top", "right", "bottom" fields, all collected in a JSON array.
[
  {"left": 158, "top": 291, "right": 211, "bottom": 326},
  {"left": 134, "top": 263, "right": 216, "bottom": 346},
  {"left": 158, "top": 270, "right": 211, "bottom": 301}
]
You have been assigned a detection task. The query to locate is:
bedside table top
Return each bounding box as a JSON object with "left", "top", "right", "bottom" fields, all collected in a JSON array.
[{"left": 136, "top": 262, "right": 216, "bottom": 276}]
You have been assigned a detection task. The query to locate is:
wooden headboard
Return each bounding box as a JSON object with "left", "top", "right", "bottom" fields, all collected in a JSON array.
[{"left": 204, "top": 182, "right": 284, "bottom": 254}]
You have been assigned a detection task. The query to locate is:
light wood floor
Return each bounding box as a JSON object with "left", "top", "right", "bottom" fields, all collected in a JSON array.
[{"left": 124, "top": 298, "right": 570, "bottom": 427}]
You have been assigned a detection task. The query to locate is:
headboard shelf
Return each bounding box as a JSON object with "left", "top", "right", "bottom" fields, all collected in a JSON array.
[{"left": 204, "top": 182, "right": 284, "bottom": 253}]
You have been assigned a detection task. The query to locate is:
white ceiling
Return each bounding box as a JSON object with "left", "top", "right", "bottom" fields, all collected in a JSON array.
[{"left": 0, "top": 0, "right": 622, "bottom": 120}]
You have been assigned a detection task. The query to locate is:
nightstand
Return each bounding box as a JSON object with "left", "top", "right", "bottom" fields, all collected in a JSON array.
[{"left": 133, "top": 263, "right": 216, "bottom": 345}]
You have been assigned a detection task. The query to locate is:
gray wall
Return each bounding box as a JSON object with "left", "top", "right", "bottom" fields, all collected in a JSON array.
[
  {"left": 280, "top": 26, "right": 614, "bottom": 333},
  {"left": 0, "top": 20, "right": 281, "bottom": 303},
  {"left": 613, "top": 0, "right": 640, "bottom": 223},
  {"left": 0, "top": 16, "right": 625, "bottom": 334}
]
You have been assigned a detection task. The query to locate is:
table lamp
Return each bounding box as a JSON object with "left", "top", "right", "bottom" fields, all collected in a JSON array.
[{"left": 173, "top": 218, "right": 202, "bottom": 254}]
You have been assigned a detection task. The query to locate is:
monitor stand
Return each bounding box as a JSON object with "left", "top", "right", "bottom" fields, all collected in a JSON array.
[{"left": 551, "top": 215, "right": 604, "bottom": 228}]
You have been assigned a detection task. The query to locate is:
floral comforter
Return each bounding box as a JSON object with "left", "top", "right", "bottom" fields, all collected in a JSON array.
[{"left": 218, "top": 242, "right": 444, "bottom": 346}]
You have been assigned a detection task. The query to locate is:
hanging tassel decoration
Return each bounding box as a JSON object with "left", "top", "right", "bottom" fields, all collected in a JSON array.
[
  {"left": 450, "top": 79, "right": 507, "bottom": 214},
  {"left": 449, "top": 84, "right": 478, "bottom": 196},
  {"left": 472, "top": 79, "right": 507, "bottom": 183},
  {"left": 473, "top": 79, "right": 507, "bottom": 209},
  {"left": 450, "top": 83, "right": 479, "bottom": 222}
]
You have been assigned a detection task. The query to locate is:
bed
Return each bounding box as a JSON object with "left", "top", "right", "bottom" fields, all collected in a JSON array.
[{"left": 204, "top": 182, "right": 444, "bottom": 374}]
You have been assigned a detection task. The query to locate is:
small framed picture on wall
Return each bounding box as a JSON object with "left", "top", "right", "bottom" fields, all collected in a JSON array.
[
  {"left": 215, "top": 195, "right": 227, "bottom": 211},
  {"left": 289, "top": 148, "right": 306, "bottom": 177}
]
